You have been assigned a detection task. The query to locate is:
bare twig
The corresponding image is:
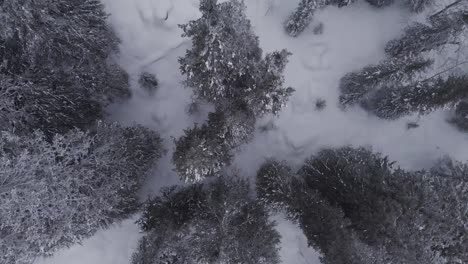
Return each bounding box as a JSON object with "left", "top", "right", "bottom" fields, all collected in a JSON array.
[{"left": 429, "top": 0, "right": 463, "bottom": 19}]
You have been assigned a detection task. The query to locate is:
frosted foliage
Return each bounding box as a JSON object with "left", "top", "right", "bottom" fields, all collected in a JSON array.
[
  {"left": 339, "top": 5, "right": 468, "bottom": 121},
  {"left": 0, "top": 123, "right": 163, "bottom": 264},
  {"left": 0, "top": 0, "right": 130, "bottom": 135},
  {"left": 364, "top": 75, "right": 468, "bottom": 119},
  {"left": 0, "top": 0, "right": 117, "bottom": 73},
  {"left": 179, "top": 0, "right": 293, "bottom": 116},
  {"left": 173, "top": 110, "right": 254, "bottom": 182},
  {"left": 339, "top": 55, "right": 433, "bottom": 106},
  {"left": 297, "top": 148, "right": 468, "bottom": 263},
  {"left": 385, "top": 11, "right": 468, "bottom": 58},
  {"left": 284, "top": 0, "right": 354, "bottom": 37},
  {"left": 133, "top": 176, "right": 281, "bottom": 264},
  {"left": 256, "top": 158, "right": 390, "bottom": 264}
]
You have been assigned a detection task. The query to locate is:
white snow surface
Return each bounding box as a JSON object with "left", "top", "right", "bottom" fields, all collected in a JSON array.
[{"left": 36, "top": 0, "right": 468, "bottom": 264}]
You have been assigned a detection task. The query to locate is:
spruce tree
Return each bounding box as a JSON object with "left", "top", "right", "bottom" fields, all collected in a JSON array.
[
  {"left": 0, "top": 0, "right": 129, "bottom": 135},
  {"left": 339, "top": 6, "right": 468, "bottom": 125},
  {"left": 132, "top": 175, "right": 281, "bottom": 264},
  {"left": 174, "top": 0, "right": 293, "bottom": 182},
  {"left": 284, "top": 0, "right": 354, "bottom": 37},
  {"left": 257, "top": 148, "right": 468, "bottom": 263},
  {"left": 179, "top": 0, "right": 293, "bottom": 115},
  {"left": 256, "top": 160, "right": 390, "bottom": 264},
  {"left": 0, "top": 122, "right": 164, "bottom": 264},
  {"left": 339, "top": 56, "right": 433, "bottom": 107}
]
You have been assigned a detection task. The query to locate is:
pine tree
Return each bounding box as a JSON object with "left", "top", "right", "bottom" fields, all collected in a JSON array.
[
  {"left": 339, "top": 56, "right": 433, "bottom": 107},
  {"left": 256, "top": 160, "right": 390, "bottom": 264},
  {"left": 173, "top": 109, "right": 255, "bottom": 182},
  {"left": 284, "top": 0, "right": 433, "bottom": 38},
  {"left": 297, "top": 147, "right": 468, "bottom": 263},
  {"left": 339, "top": 6, "right": 468, "bottom": 124},
  {"left": 284, "top": 0, "right": 354, "bottom": 37},
  {"left": 179, "top": 0, "right": 293, "bottom": 115},
  {"left": 174, "top": 0, "right": 293, "bottom": 182},
  {"left": 257, "top": 148, "right": 468, "bottom": 263},
  {"left": 386, "top": 10, "right": 468, "bottom": 58},
  {"left": 363, "top": 75, "right": 468, "bottom": 119},
  {"left": 0, "top": 0, "right": 130, "bottom": 135},
  {"left": 0, "top": 123, "right": 164, "bottom": 264},
  {"left": 132, "top": 175, "right": 281, "bottom": 264}
]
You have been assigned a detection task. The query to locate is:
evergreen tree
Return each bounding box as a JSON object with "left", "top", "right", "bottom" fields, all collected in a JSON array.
[
  {"left": 0, "top": 0, "right": 129, "bottom": 135},
  {"left": 363, "top": 75, "right": 468, "bottom": 119},
  {"left": 257, "top": 148, "right": 468, "bottom": 263},
  {"left": 284, "top": 0, "right": 354, "bottom": 37},
  {"left": 173, "top": 109, "right": 255, "bottom": 182},
  {"left": 179, "top": 0, "right": 293, "bottom": 115},
  {"left": 385, "top": 10, "right": 468, "bottom": 58},
  {"left": 339, "top": 56, "right": 432, "bottom": 106},
  {"left": 256, "top": 160, "right": 390, "bottom": 264},
  {"left": 284, "top": 0, "right": 433, "bottom": 38},
  {"left": 339, "top": 6, "right": 468, "bottom": 124},
  {"left": 174, "top": 0, "right": 293, "bottom": 182},
  {"left": 0, "top": 123, "right": 164, "bottom": 264},
  {"left": 298, "top": 147, "right": 467, "bottom": 263},
  {"left": 132, "top": 175, "right": 281, "bottom": 264}
]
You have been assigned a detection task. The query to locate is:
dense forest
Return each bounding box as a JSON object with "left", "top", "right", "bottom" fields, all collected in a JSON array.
[{"left": 0, "top": 0, "right": 467, "bottom": 264}]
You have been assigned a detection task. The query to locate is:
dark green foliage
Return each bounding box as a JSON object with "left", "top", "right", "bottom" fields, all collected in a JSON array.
[
  {"left": 0, "top": 122, "right": 164, "bottom": 264},
  {"left": 133, "top": 175, "right": 281, "bottom": 264},
  {"left": 257, "top": 147, "right": 468, "bottom": 263}
]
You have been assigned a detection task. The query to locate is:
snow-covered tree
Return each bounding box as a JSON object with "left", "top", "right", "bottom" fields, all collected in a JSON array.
[
  {"left": 173, "top": 109, "right": 255, "bottom": 182},
  {"left": 0, "top": 0, "right": 129, "bottom": 135},
  {"left": 339, "top": 5, "right": 468, "bottom": 124},
  {"left": 256, "top": 159, "right": 390, "bottom": 264},
  {"left": 385, "top": 10, "right": 468, "bottom": 58},
  {"left": 0, "top": 75, "right": 102, "bottom": 135},
  {"left": 179, "top": 0, "right": 293, "bottom": 116},
  {"left": 0, "top": 122, "right": 164, "bottom": 264},
  {"left": 284, "top": 0, "right": 433, "bottom": 38},
  {"left": 257, "top": 147, "right": 468, "bottom": 264},
  {"left": 174, "top": 0, "right": 293, "bottom": 182},
  {"left": 284, "top": 0, "right": 354, "bottom": 37},
  {"left": 132, "top": 175, "right": 281, "bottom": 264},
  {"left": 339, "top": 56, "right": 432, "bottom": 106},
  {"left": 297, "top": 147, "right": 468, "bottom": 263},
  {"left": 363, "top": 75, "right": 468, "bottom": 119}
]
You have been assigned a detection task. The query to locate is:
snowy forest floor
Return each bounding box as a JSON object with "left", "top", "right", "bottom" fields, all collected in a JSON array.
[{"left": 36, "top": 0, "right": 468, "bottom": 263}]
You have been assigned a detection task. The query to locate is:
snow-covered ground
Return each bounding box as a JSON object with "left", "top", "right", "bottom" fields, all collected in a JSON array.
[{"left": 36, "top": 0, "right": 468, "bottom": 263}]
